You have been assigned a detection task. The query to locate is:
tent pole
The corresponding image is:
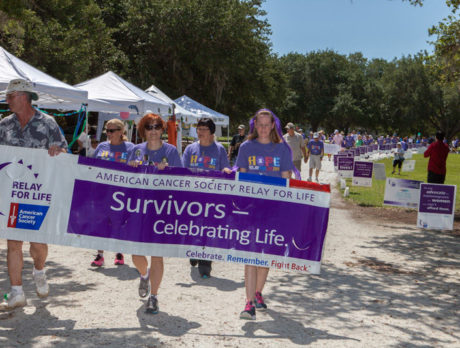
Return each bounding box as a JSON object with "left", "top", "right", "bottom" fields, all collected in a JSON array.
[{"left": 85, "top": 106, "right": 89, "bottom": 156}]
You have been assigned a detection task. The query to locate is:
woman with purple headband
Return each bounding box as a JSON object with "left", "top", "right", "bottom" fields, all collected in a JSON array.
[{"left": 235, "top": 109, "right": 296, "bottom": 320}]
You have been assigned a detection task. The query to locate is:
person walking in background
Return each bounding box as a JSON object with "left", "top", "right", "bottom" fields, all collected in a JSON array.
[
  {"left": 235, "top": 109, "right": 294, "bottom": 320},
  {"left": 127, "top": 113, "right": 182, "bottom": 314},
  {"left": 332, "top": 130, "right": 343, "bottom": 150},
  {"left": 183, "top": 117, "right": 231, "bottom": 278},
  {"left": 424, "top": 131, "right": 449, "bottom": 184},
  {"left": 90, "top": 118, "right": 134, "bottom": 267},
  {"left": 0, "top": 79, "right": 68, "bottom": 310},
  {"left": 228, "top": 124, "right": 247, "bottom": 165},
  {"left": 391, "top": 142, "right": 405, "bottom": 175},
  {"left": 283, "top": 122, "right": 307, "bottom": 174},
  {"left": 77, "top": 125, "right": 96, "bottom": 156},
  {"left": 306, "top": 132, "right": 324, "bottom": 182},
  {"left": 87, "top": 136, "right": 99, "bottom": 157},
  {"left": 344, "top": 133, "right": 354, "bottom": 149},
  {"left": 451, "top": 136, "right": 459, "bottom": 153}
]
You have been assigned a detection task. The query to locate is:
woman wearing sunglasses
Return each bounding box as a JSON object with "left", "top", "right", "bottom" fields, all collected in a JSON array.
[
  {"left": 91, "top": 118, "right": 134, "bottom": 267},
  {"left": 127, "top": 113, "right": 182, "bottom": 314},
  {"left": 182, "top": 117, "right": 231, "bottom": 279}
]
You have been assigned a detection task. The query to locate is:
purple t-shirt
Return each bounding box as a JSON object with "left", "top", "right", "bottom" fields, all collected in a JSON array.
[
  {"left": 93, "top": 141, "right": 134, "bottom": 163},
  {"left": 345, "top": 136, "right": 354, "bottom": 148},
  {"left": 127, "top": 142, "right": 182, "bottom": 168},
  {"left": 182, "top": 141, "right": 229, "bottom": 171},
  {"left": 235, "top": 140, "right": 293, "bottom": 177},
  {"left": 307, "top": 140, "right": 324, "bottom": 156}
]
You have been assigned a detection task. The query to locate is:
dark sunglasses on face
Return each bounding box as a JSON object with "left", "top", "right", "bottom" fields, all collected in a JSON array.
[
  {"left": 145, "top": 124, "right": 163, "bottom": 131},
  {"left": 106, "top": 128, "right": 121, "bottom": 133}
]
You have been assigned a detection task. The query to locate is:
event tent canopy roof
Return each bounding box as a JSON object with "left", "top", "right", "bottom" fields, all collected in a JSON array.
[
  {"left": 0, "top": 46, "right": 88, "bottom": 110},
  {"left": 74, "top": 71, "right": 170, "bottom": 115},
  {"left": 174, "top": 95, "right": 229, "bottom": 126},
  {"left": 145, "top": 85, "right": 199, "bottom": 124}
]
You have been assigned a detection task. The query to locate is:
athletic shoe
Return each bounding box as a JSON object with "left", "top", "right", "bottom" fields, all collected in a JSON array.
[
  {"left": 189, "top": 259, "right": 198, "bottom": 267},
  {"left": 240, "top": 301, "right": 256, "bottom": 320},
  {"left": 114, "top": 253, "right": 124, "bottom": 265},
  {"left": 91, "top": 254, "right": 104, "bottom": 267},
  {"left": 138, "top": 271, "right": 150, "bottom": 298},
  {"left": 198, "top": 260, "right": 212, "bottom": 278},
  {"left": 307, "top": 177, "right": 312, "bottom": 182},
  {"left": 146, "top": 295, "right": 159, "bottom": 314},
  {"left": 255, "top": 291, "right": 267, "bottom": 311},
  {"left": 315, "top": 177, "right": 319, "bottom": 183},
  {"left": 0, "top": 291, "right": 26, "bottom": 310},
  {"left": 33, "top": 270, "right": 49, "bottom": 298}
]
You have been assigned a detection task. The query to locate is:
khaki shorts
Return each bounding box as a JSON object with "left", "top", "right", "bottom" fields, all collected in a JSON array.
[{"left": 309, "top": 155, "right": 322, "bottom": 169}]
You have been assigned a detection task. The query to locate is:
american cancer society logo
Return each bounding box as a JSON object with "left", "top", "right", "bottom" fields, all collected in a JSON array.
[{"left": 0, "top": 159, "right": 50, "bottom": 230}]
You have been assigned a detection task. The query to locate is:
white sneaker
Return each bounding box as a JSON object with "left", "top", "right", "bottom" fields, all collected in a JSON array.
[
  {"left": 307, "top": 177, "right": 312, "bottom": 182},
  {"left": 315, "top": 178, "right": 319, "bottom": 183},
  {"left": 33, "top": 270, "right": 49, "bottom": 298},
  {"left": 0, "top": 291, "right": 26, "bottom": 310}
]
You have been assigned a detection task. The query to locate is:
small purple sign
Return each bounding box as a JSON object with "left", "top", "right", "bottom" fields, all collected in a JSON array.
[
  {"left": 419, "top": 184, "right": 455, "bottom": 215},
  {"left": 333, "top": 153, "right": 346, "bottom": 167},
  {"left": 338, "top": 157, "right": 354, "bottom": 171},
  {"left": 353, "top": 161, "right": 373, "bottom": 178},
  {"left": 352, "top": 161, "right": 373, "bottom": 187}
]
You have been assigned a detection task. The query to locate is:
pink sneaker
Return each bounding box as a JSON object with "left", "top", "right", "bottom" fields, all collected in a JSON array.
[
  {"left": 114, "top": 253, "right": 124, "bottom": 265},
  {"left": 255, "top": 291, "right": 267, "bottom": 310},
  {"left": 91, "top": 254, "right": 104, "bottom": 267}
]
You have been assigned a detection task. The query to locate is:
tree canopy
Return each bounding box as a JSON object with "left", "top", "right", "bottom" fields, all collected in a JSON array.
[{"left": 0, "top": 0, "right": 458, "bottom": 139}]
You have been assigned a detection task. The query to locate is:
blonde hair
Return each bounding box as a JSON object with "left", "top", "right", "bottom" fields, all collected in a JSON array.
[
  {"left": 247, "top": 110, "right": 282, "bottom": 143},
  {"left": 106, "top": 118, "right": 128, "bottom": 142}
]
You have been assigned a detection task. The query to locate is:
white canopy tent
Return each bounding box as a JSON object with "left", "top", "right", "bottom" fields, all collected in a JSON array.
[
  {"left": 145, "top": 85, "right": 199, "bottom": 124},
  {"left": 74, "top": 71, "right": 171, "bottom": 141},
  {"left": 0, "top": 46, "right": 88, "bottom": 110},
  {"left": 174, "top": 95, "right": 229, "bottom": 138}
]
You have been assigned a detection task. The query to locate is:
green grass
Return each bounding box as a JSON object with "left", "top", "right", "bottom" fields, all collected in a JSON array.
[{"left": 343, "top": 153, "right": 460, "bottom": 212}]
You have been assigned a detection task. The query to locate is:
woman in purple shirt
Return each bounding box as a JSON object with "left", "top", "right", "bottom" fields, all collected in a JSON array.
[
  {"left": 127, "top": 113, "right": 182, "bottom": 315},
  {"left": 236, "top": 109, "right": 294, "bottom": 320},
  {"left": 182, "top": 117, "right": 231, "bottom": 278},
  {"left": 91, "top": 118, "right": 134, "bottom": 267}
]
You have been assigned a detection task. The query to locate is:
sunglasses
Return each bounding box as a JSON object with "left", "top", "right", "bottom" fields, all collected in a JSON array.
[
  {"left": 145, "top": 124, "right": 163, "bottom": 131},
  {"left": 106, "top": 128, "right": 121, "bottom": 133}
]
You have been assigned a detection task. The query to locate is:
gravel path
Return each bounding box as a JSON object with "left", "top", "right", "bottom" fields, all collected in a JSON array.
[{"left": 0, "top": 158, "right": 458, "bottom": 347}]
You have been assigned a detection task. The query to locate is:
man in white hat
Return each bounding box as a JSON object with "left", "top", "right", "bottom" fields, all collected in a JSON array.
[
  {"left": 0, "top": 78, "right": 68, "bottom": 310},
  {"left": 306, "top": 132, "right": 324, "bottom": 182},
  {"left": 283, "top": 122, "right": 307, "bottom": 174}
]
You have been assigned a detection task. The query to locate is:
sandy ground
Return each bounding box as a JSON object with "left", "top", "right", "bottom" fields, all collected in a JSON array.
[{"left": 0, "top": 158, "right": 458, "bottom": 347}]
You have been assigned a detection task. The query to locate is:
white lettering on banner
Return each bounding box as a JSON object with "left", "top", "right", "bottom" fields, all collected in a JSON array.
[
  {"left": 152, "top": 219, "right": 286, "bottom": 247},
  {"left": 110, "top": 192, "right": 226, "bottom": 218}
]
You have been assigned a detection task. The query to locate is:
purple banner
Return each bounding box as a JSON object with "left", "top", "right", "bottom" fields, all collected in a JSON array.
[{"left": 68, "top": 178, "right": 329, "bottom": 262}]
